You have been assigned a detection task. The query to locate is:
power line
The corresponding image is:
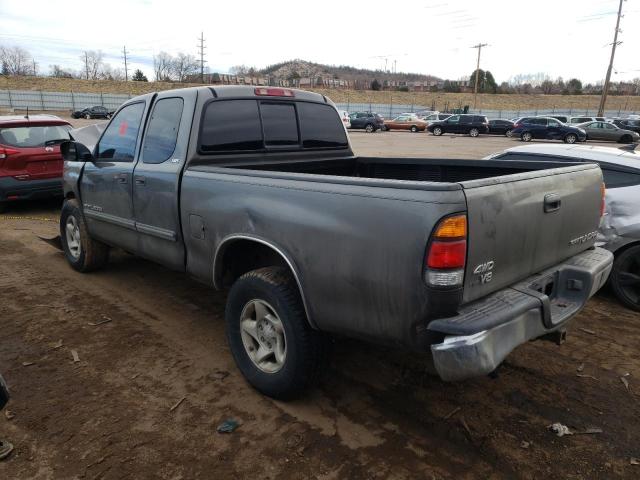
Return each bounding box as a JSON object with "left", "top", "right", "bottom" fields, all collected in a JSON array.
[
  {"left": 197, "top": 32, "right": 207, "bottom": 83},
  {"left": 598, "top": 0, "right": 625, "bottom": 116},
  {"left": 122, "top": 46, "right": 129, "bottom": 81},
  {"left": 471, "top": 43, "right": 488, "bottom": 109}
]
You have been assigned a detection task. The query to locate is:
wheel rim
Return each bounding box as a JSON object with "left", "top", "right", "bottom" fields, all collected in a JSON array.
[
  {"left": 566, "top": 135, "right": 576, "bottom": 144},
  {"left": 240, "top": 299, "right": 287, "bottom": 373},
  {"left": 615, "top": 255, "right": 640, "bottom": 307},
  {"left": 434, "top": 127, "right": 441, "bottom": 135},
  {"left": 470, "top": 129, "right": 478, "bottom": 137},
  {"left": 65, "top": 216, "right": 81, "bottom": 259},
  {"left": 411, "top": 126, "right": 417, "bottom": 132},
  {"left": 506, "top": 129, "right": 512, "bottom": 137},
  {"left": 523, "top": 133, "right": 532, "bottom": 141},
  {"left": 365, "top": 125, "right": 373, "bottom": 132}
]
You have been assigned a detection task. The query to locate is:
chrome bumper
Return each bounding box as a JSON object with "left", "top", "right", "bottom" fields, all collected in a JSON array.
[{"left": 430, "top": 247, "right": 613, "bottom": 381}]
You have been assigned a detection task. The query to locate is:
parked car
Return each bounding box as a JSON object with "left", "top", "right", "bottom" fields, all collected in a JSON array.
[
  {"left": 576, "top": 121, "right": 640, "bottom": 143},
  {"left": 418, "top": 113, "right": 452, "bottom": 125},
  {"left": 568, "top": 116, "right": 607, "bottom": 125},
  {"left": 71, "top": 106, "right": 112, "bottom": 120},
  {"left": 486, "top": 143, "right": 639, "bottom": 311},
  {"left": 348, "top": 111, "right": 385, "bottom": 132},
  {"left": 487, "top": 119, "right": 515, "bottom": 136},
  {"left": 382, "top": 114, "right": 427, "bottom": 132},
  {"left": 427, "top": 114, "right": 489, "bottom": 137},
  {"left": 0, "top": 115, "right": 72, "bottom": 212},
  {"left": 612, "top": 118, "right": 640, "bottom": 135},
  {"left": 511, "top": 117, "right": 587, "bottom": 143},
  {"left": 58, "top": 85, "right": 612, "bottom": 398},
  {"left": 337, "top": 110, "right": 351, "bottom": 129}
]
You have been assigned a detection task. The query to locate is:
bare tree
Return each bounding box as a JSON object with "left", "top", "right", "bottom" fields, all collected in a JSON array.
[
  {"left": 0, "top": 45, "right": 33, "bottom": 75},
  {"left": 153, "top": 51, "right": 174, "bottom": 81},
  {"left": 172, "top": 53, "right": 199, "bottom": 82},
  {"left": 80, "top": 50, "right": 105, "bottom": 80},
  {"left": 100, "top": 64, "right": 125, "bottom": 81}
]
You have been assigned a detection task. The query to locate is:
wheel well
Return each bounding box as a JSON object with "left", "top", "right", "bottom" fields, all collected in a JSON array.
[
  {"left": 612, "top": 241, "right": 640, "bottom": 259},
  {"left": 214, "top": 239, "right": 292, "bottom": 289}
]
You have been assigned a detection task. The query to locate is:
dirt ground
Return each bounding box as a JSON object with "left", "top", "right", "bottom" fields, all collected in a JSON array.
[{"left": 1, "top": 133, "right": 639, "bottom": 479}]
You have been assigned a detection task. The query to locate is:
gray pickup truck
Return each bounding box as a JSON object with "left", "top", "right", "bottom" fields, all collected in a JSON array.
[{"left": 60, "top": 86, "right": 613, "bottom": 399}]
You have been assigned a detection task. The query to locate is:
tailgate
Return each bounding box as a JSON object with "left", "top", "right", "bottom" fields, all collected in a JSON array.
[{"left": 460, "top": 164, "right": 603, "bottom": 303}]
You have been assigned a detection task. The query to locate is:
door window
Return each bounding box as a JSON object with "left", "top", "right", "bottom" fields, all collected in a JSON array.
[
  {"left": 447, "top": 116, "right": 460, "bottom": 123},
  {"left": 142, "top": 97, "right": 184, "bottom": 164},
  {"left": 96, "top": 102, "right": 145, "bottom": 162},
  {"left": 548, "top": 119, "right": 561, "bottom": 127}
]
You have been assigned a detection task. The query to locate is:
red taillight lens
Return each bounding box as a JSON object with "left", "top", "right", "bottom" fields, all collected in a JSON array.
[
  {"left": 254, "top": 87, "right": 295, "bottom": 97},
  {"left": 427, "top": 240, "right": 466, "bottom": 269},
  {"left": 514, "top": 123, "right": 521, "bottom": 128},
  {"left": 425, "top": 214, "right": 468, "bottom": 287},
  {"left": 600, "top": 182, "right": 606, "bottom": 217},
  {"left": 0, "top": 146, "right": 20, "bottom": 159}
]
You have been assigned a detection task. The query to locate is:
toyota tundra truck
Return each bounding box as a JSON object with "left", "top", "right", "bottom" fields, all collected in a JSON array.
[{"left": 59, "top": 86, "right": 613, "bottom": 399}]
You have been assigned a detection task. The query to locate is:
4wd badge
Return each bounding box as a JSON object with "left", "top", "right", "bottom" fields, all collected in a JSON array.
[{"left": 473, "top": 261, "right": 494, "bottom": 284}]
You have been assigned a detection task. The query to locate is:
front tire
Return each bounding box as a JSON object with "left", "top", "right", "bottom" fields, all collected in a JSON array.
[
  {"left": 610, "top": 245, "right": 640, "bottom": 312},
  {"left": 433, "top": 126, "right": 443, "bottom": 136},
  {"left": 365, "top": 123, "right": 375, "bottom": 133},
  {"left": 60, "top": 199, "right": 110, "bottom": 272},
  {"left": 225, "top": 267, "right": 328, "bottom": 399},
  {"left": 410, "top": 125, "right": 419, "bottom": 133},
  {"left": 84, "top": 113, "right": 91, "bottom": 120},
  {"left": 620, "top": 134, "right": 633, "bottom": 144},
  {"left": 564, "top": 133, "right": 578, "bottom": 144},
  {"left": 469, "top": 128, "right": 479, "bottom": 137}
]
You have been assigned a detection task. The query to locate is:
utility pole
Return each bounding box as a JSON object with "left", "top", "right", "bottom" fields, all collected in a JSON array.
[
  {"left": 598, "top": 0, "right": 624, "bottom": 116},
  {"left": 84, "top": 52, "right": 90, "bottom": 80},
  {"left": 32, "top": 59, "right": 37, "bottom": 76},
  {"left": 197, "top": 32, "right": 207, "bottom": 83},
  {"left": 122, "top": 46, "right": 129, "bottom": 81},
  {"left": 471, "top": 43, "right": 488, "bottom": 109}
]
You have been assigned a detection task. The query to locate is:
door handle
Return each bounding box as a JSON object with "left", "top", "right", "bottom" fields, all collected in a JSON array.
[
  {"left": 134, "top": 176, "right": 146, "bottom": 186},
  {"left": 113, "top": 174, "right": 127, "bottom": 184},
  {"left": 544, "top": 193, "right": 561, "bottom": 213}
]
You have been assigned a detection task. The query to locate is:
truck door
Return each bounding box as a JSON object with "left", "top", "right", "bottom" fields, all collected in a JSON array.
[
  {"left": 80, "top": 99, "right": 149, "bottom": 252},
  {"left": 131, "top": 90, "right": 196, "bottom": 271}
]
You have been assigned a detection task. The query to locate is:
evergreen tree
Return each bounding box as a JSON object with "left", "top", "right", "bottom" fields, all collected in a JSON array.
[{"left": 132, "top": 69, "right": 148, "bottom": 82}]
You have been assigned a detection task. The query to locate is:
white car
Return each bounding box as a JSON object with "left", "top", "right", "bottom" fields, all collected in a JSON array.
[
  {"left": 485, "top": 143, "right": 640, "bottom": 311},
  {"left": 337, "top": 110, "right": 351, "bottom": 129}
]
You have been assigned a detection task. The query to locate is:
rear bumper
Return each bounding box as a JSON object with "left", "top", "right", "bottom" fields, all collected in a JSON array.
[
  {"left": 0, "top": 176, "right": 63, "bottom": 203},
  {"left": 429, "top": 247, "right": 613, "bottom": 381}
]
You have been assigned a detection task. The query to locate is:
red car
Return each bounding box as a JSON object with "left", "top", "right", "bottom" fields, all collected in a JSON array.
[{"left": 0, "top": 115, "right": 72, "bottom": 212}]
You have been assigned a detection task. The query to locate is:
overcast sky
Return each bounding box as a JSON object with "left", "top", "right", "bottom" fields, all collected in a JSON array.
[{"left": 0, "top": 0, "right": 638, "bottom": 83}]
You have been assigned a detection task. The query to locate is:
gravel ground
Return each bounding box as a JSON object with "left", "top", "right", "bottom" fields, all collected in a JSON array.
[{"left": 0, "top": 130, "right": 639, "bottom": 479}]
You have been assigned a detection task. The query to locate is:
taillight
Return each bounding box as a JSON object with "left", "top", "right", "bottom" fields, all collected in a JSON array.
[
  {"left": 600, "top": 182, "right": 606, "bottom": 217},
  {"left": 425, "top": 214, "right": 467, "bottom": 287},
  {"left": 254, "top": 87, "right": 295, "bottom": 97},
  {"left": 0, "top": 146, "right": 20, "bottom": 159},
  {"left": 514, "top": 123, "right": 522, "bottom": 128}
]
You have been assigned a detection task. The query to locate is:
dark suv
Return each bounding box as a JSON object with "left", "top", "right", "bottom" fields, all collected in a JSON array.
[
  {"left": 511, "top": 117, "right": 587, "bottom": 144},
  {"left": 348, "top": 112, "right": 385, "bottom": 132},
  {"left": 612, "top": 119, "right": 640, "bottom": 134},
  {"left": 427, "top": 114, "right": 489, "bottom": 137}
]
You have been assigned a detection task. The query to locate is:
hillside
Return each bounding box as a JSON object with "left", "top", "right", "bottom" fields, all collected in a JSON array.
[{"left": 1, "top": 76, "right": 639, "bottom": 112}]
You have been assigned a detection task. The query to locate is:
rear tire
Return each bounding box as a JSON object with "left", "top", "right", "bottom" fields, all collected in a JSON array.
[
  {"left": 505, "top": 129, "right": 512, "bottom": 137},
  {"left": 433, "top": 126, "right": 443, "bottom": 136},
  {"left": 84, "top": 113, "right": 91, "bottom": 120},
  {"left": 365, "top": 123, "right": 375, "bottom": 133},
  {"left": 410, "top": 125, "right": 419, "bottom": 133},
  {"left": 521, "top": 132, "right": 533, "bottom": 142},
  {"left": 60, "top": 199, "right": 110, "bottom": 272},
  {"left": 225, "top": 267, "right": 328, "bottom": 399},
  {"left": 610, "top": 245, "right": 640, "bottom": 312},
  {"left": 564, "top": 133, "right": 578, "bottom": 144},
  {"left": 620, "top": 134, "right": 633, "bottom": 144},
  {"left": 469, "top": 128, "right": 479, "bottom": 137}
]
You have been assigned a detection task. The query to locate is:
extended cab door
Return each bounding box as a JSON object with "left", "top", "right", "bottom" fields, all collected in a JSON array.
[
  {"left": 131, "top": 90, "right": 196, "bottom": 271},
  {"left": 80, "top": 99, "right": 149, "bottom": 252}
]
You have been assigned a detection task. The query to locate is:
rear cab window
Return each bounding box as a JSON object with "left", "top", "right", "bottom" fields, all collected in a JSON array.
[{"left": 199, "top": 99, "right": 348, "bottom": 153}]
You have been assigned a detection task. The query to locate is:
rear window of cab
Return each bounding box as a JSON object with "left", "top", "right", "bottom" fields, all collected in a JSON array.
[{"left": 199, "top": 99, "right": 348, "bottom": 153}]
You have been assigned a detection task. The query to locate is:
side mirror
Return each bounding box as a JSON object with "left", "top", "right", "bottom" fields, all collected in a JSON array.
[{"left": 61, "top": 141, "right": 94, "bottom": 162}]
